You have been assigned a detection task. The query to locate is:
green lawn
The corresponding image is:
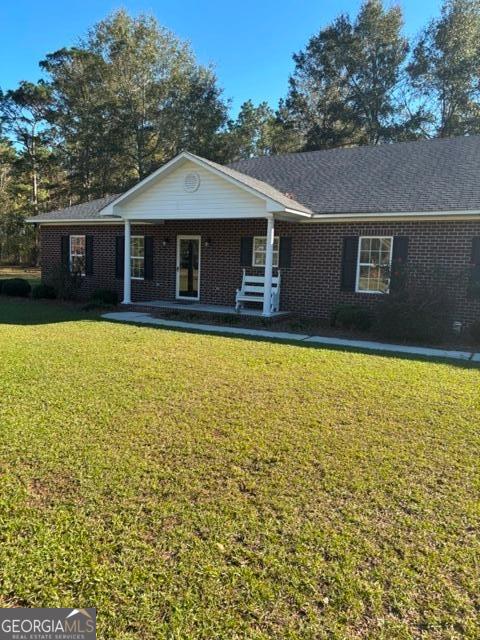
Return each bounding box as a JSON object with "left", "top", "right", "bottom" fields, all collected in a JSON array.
[
  {"left": 0, "top": 265, "right": 41, "bottom": 286},
  {"left": 0, "top": 299, "right": 479, "bottom": 639}
]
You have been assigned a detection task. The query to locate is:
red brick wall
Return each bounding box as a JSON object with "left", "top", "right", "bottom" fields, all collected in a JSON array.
[{"left": 40, "top": 219, "right": 480, "bottom": 325}]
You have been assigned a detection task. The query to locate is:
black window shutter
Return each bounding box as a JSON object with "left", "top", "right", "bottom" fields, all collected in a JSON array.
[
  {"left": 61, "top": 236, "right": 69, "bottom": 271},
  {"left": 240, "top": 237, "right": 253, "bottom": 266},
  {"left": 469, "top": 237, "right": 480, "bottom": 295},
  {"left": 390, "top": 236, "right": 409, "bottom": 292},
  {"left": 115, "top": 236, "right": 125, "bottom": 279},
  {"left": 85, "top": 235, "right": 94, "bottom": 276},
  {"left": 340, "top": 237, "right": 358, "bottom": 291},
  {"left": 279, "top": 237, "right": 292, "bottom": 269},
  {"left": 144, "top": 236, "right": 154, "bottom": 280}
]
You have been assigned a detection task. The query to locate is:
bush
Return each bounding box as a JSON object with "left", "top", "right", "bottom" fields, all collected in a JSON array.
[
  {"left": 469, "top": 320, "right": 480, "bottom": 344},
  {"left": 331, "top": 304, "right": 374, "bottom": 331},
  {"left": 90, "top": 289, "right": 119, "bottom": 306},
  {"left": 32, "top": 284, "right": 57, "bottom": 300},
  {"left": 49, "top": 265, "right": 83, "bottom": 301},
  {"left": 82, "top": 301, "right": 103, "bottom": 312},
  {"left": 0, "top": 278, "right": 31, "bottom": 297},
  {"left": 375, "top": 289, "right": 453, "bottom": 344}
]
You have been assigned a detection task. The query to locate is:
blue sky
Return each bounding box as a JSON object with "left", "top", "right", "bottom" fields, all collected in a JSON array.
[{"left": 1, "top": 0, "right": 441, "bottom": 117}]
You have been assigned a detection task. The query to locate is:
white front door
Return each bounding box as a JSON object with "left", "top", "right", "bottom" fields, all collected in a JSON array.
[{"left": 176, "top": 236, "right": 201, "bottom": 300}]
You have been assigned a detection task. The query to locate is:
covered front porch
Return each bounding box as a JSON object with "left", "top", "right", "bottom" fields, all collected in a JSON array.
[
  {"left": 122, "top": 215, "right": 281, "bottom": 317},
  {"left": 119, "top": 215, "right": 292, "bottom": 318},
  {"left": 97, "top": 150, "right": 312, "bottom": 316}
]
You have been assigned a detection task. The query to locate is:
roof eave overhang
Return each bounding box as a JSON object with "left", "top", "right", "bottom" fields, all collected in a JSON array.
[
  {"left": 267, "top": 203, "right": 312, "bottom": 218},
  {"left": 303, "top": 209, "right": 480, "bottom": 222},
  {"left": 28, "top": 218, "right": 124, "bottom": 225},
  {"left": 27, "top": 209, "right": 480, "bottom": 225}
]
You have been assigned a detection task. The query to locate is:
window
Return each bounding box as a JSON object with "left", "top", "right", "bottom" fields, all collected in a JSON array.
[
  {"left": 252, "top": 236, "right": 280, "bottom": 267},
  {"left": 356, "top": 236, "right": 393, "bottom": 293},
  {"left": 70, "top": 235, "right": 85, "bottom": 275},
  {"left": 131, "top": 236, "right": 145, "bottom": 279}
]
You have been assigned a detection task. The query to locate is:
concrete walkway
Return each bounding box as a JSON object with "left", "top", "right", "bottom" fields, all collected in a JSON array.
[
  {"left": 102, "top": 311, "right": 479, "bottom": 363},
  {"left": 131, "top": 300, "right": 288, "bottom": 317}
]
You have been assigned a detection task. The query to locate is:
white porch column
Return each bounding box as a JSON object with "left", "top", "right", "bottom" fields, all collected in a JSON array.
[
  {"left": 262, "top": 216, "right": 275, "bottom": 317},
  {"left": 122, "top": 219, "right": 132, "bottom": 304}
]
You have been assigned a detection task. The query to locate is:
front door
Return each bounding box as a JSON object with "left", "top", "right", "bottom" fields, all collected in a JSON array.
[{"left": 176, "top": 236, "right": 201, "bottom": 300}]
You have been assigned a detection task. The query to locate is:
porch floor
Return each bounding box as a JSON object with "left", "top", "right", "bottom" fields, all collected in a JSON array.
[{"left": 130, "top": 300, "right": 288, "bottom": 317}]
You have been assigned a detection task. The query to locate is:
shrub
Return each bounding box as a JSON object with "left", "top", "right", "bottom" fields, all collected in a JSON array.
[
  {"left": 375, "top": 289, "right": 453, "bottom": 344},
  {"left": 49, "top": 265, "right": 83, "bottom": 300},
  {"left": 469, "top": 320, "right": 480, "bottom": 344},
  {"left": 32, "top": 284, "right": 57, "bottom": 300},
  {"left": 331, "top": 304, "right": 374, "bottom": 331},
  {"left": 82, "top": 301, "right": 103, "bottom": 312},
  {"left": 90, "top": 289, "right": 119, "bottom": 306},
  {"left": 0, "top": 278, "right": 31, "bottom": 297}
]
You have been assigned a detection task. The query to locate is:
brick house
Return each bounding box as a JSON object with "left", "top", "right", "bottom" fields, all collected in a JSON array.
[{"left": 29, "top": 136, "right": 480, "bottom": 327}]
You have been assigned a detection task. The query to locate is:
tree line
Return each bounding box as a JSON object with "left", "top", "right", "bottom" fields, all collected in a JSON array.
[{"left": 1, "top": 0, "right": 480, "bottom": 263}]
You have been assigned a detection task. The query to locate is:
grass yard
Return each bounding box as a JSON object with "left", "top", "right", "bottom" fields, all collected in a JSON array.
[
  {"left": 0, "top": 299, "right": 479, "bottom": 639},
  {"left": 0, "top": 265, "right": 41, "bottom": 286}
]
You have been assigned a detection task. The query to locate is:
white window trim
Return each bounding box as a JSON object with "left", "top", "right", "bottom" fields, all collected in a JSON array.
[
  {"left": 131, "top": 235, "right": 145, "bottom": 280},
  {"left": 355, "top": 236, "right": 393, "bottom": 294},
  {"left": 69, "top": 235, "right": 86, "bottom": 276},
  {"left": 252, "top": 236, "right": 280, "bottom": 268}
]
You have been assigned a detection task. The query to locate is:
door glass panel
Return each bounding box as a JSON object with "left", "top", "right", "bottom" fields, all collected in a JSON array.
[{"left": 178, "top": 238, "right": 199, "bottom": 297}]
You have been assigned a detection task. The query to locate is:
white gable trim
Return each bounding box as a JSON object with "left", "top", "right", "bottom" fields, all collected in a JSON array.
[{"left": 98, "top": 151, "right": 310, "bottom": 219}]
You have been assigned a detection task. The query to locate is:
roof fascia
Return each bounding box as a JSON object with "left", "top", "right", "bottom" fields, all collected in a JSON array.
[{"left": 303, "top": 210, "right": 480, "bottom": 222}]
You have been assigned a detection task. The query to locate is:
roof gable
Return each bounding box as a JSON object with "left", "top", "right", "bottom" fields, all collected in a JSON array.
[
  {"left": 107, "top": 158, "right": 271, "bottom": 220},
  {"left": 100, "top": 151, "right": 311, "bottom": 218}
]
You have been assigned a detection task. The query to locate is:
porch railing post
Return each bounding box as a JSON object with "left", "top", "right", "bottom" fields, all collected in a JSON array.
[
  {"left": 122, "top": 219, "right": 132, "bottom": 304},
  {"left": 262, "top": 216, "right": 274, "bottom": 317}
]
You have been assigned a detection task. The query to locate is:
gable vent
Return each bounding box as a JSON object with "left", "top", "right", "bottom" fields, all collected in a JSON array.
[{"left": 184, "top": 172, "right": 200, "bottom": 193}]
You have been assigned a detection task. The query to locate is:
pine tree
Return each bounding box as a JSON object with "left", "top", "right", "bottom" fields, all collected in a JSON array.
[
  {"left": 41, "top": 10, "right": 229, "bottom": 199},
  {"left": 286, "top": 0, "right": 417, "bottom": 149},
  {"left": 408, "top": 0, "right": 480, "bottom": 137}
]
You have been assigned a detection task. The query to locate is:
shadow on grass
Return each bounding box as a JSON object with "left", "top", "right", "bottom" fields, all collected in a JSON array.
[
  {"left": 101, "top": 316, "right": 480, "bottom": 371},
  {"left": 2, "top": 298, "right": 478, "bottom": 371},
  {"left": 0, "top": 298, "right": 104, "bottom": 326}
]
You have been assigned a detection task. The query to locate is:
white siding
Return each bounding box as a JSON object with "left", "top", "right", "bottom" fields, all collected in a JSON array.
[{"left": 116, "top": 160, "right": 268, "bottom": 220}]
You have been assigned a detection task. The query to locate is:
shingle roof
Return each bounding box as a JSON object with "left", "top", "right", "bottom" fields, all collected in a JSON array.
[
  {"left": 192, "top": 153, "right": 312, "bottom": 213},
  {"left": 28, "top": 136, "right": 480, "bottom": 222},
  {"left": 229, "top": 135, "right": 480, "bottom": 214},
  {"left": 26, "top": 195, "right": 121, "bottom": 223}
]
